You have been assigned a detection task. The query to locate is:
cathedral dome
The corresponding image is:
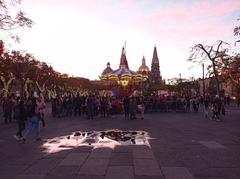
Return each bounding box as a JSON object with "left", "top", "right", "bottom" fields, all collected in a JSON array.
[
  {"left": 101, "top": 62, "right": 113, "bottom": 75},
  {"left": 137, "top": 56, "right": 150, "bottom": 74}
]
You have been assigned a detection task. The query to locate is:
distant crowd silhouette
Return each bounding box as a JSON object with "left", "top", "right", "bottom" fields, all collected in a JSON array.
[{"left": 0, "top": 91, "right": 237, "bottom": 143}]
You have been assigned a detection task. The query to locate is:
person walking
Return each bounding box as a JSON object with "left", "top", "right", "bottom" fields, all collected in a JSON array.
[
  {"left": 21, "top": 104, "right": 41, "bottom": 142},
  {"left": 14, "top": 98, "right": 27, "bottom": 140}
]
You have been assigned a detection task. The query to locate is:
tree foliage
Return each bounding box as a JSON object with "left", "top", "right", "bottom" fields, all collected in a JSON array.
[
  {"left": 167, "top": 77, "right": 199, "bottom": 97},
  {"left": 0, "top": 50, "right": 91, "bottom": 96},
  {"left": 220, "top": 54, "right": 240, "bottom": 97}
]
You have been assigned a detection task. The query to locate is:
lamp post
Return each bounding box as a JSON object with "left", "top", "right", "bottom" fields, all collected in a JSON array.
[
  {"left": 179, "top": 73, "right": 182, "bottom": 96},
  {"left": 202, "top": 63, "right": 205, "bottom": 98}
]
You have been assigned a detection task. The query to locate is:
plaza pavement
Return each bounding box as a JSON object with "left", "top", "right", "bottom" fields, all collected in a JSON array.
[{"left": 0, "top": 105, "right": 240, "bottom": 179}]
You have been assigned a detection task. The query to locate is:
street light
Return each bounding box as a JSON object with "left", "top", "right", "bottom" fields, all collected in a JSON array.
[{"left": 202, "top": 63, "right": 205, "bottom": 98}]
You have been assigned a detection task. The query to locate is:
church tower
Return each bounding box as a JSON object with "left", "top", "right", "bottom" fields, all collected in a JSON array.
[
  {"left": 119, "top": 47, "right": 129, "bottom": 69},
  {"left": 137, "top": 56, "right": 150, "bottom": 76},
  {"left": 150, "top": 46, "right": 162, "bottom": 83}
]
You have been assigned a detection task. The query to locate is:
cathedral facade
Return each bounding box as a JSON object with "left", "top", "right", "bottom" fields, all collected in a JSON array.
[
  {"left": 100, "top": 45, "right": 164, "bottom": 92},
  {"left": 137, "top": 46, "right": 163, "bottom": 86}
]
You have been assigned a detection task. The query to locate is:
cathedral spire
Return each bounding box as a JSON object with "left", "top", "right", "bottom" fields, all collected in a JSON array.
[
  {"left": 142, "top": 56, "right": 146, "bottom": 66},
  {"left": 152, "top": 46, "right": 159, "bottom": 64},
  {"left": 150, "top": 45, "right": 162, "bottom": 83},
  {"left": 119, "top": 46, "right": 129, "bottom": 69}
]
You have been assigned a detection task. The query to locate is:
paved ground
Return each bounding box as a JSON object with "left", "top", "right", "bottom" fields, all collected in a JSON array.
[{"left": 0, "top": 104, "right": 240, "bottom": 179}]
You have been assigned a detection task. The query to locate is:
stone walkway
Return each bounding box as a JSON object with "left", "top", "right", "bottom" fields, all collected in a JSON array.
[{"left": 0, "top": 104, "right": 240, "bottom": 179}]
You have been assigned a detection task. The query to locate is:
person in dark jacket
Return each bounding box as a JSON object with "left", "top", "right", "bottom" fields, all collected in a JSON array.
[
  {"left": 100, "top": 97, "right": 107, "bottom": 118},
  {"left": 14, "top": 99, "right": 27, "bottom": 140},
  {"left": 123, "top": 96, "right": 130, "bottom": 119},
  {"left": 3, "top": 96, "right": 14, "bottom": 124},
  {"left": 74, "top": 93, "right": 82, "bottom": 117},
  {"left": 51, "top": 98, "right": 57, "bottom": 117},
  {"left": 87, "top": 94, "right": 94, "bottom": 120},
  {"left": 129, "top": 97, "right": 137, "bottom": 120}
]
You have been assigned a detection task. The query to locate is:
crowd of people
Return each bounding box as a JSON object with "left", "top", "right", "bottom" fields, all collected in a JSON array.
[
  {"left": 0, "top": 91, "right": 235, "bottom": 143},
  {"left": 51, "top": 93, "right": 145, "bottom": 120},
  {"left": 50, "top": 93, "right": 231, "bottom": 121}
]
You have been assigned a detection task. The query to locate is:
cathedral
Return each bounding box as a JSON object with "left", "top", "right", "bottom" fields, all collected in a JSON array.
[
  {"left": 100, "top": 45, "right": 163, "bottom": 91},
  {"left": 137, "top": 45, "right": 162, "bottom": 84}
]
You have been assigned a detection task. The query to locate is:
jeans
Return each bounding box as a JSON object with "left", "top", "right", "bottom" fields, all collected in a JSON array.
[{"left": 23, "top": 116, "right": 41, "bottom": 139}]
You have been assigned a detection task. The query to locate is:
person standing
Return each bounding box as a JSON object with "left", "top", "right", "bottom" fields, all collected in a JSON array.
[
  {"left": 100, "top": 97, "right": 107, "bottom": 118},
  {"left": 51, "top": 97, "right": 57, "bottom": 117},
  {"left": 138, "top": 97, "right": 145, "bottom": 120},
  {"left": 129, "top": 97, "right": 137, "bottom": 120},
  {"left": 36, "top": 97, "right": 46, "bottom": 127},
  {"left": 87, "top": 94, "right": 94, "bottom": 120},
  {"left": 107, "top": 97, "right": 112, "bottom": 118},
  {"left": 203, "top": 96, "right": 210, "bottom": 118},
  {"left": 65, "top": 95, "right": 73, "bottom": 117},
  {"left": 74, "top": 93, "right": 82, "bottom": 117},
  {"left": 3, "top": 96, "right": 14, "bottom": 124},
  {"left": 123, "top": 96, "right": 130, "bottom": 120}
]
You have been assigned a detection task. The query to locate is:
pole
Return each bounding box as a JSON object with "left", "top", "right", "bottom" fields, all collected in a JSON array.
[
  {"left": 202, "top": 63, "right": 205, "bottom": 98},
  {"left": 179, "top": 73, "right": 182, "bottom": 96}
]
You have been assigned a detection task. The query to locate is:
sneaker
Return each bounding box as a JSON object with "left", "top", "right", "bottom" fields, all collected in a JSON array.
[{"left": 13, "top": 135, "right": 20, "bottom": 140}]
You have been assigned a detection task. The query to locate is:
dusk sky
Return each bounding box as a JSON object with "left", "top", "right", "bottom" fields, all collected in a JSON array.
[{"left": 3, "top": 0, "right": 240, "bottom": 80}]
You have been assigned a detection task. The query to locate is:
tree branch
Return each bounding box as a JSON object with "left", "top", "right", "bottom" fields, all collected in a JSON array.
[
  {"left": 213, "top": 40, "right": 223, "bottom": 59},
  {"left": 197, "top": 44, "right": 213, "bottom": 61}
]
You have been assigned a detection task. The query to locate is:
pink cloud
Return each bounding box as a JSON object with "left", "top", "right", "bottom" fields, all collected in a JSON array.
[
  {"left": 121, "top": 0, "right": 239, "bottom": 41},
  {"left": 192, "top": 0, "right": 240, "bottom": 18},
  {"left": 180, "top": 25, "right": 232, "bottom": 39},
  {"left": 135, "top": 0, "right": 240, "bottom": 25}
]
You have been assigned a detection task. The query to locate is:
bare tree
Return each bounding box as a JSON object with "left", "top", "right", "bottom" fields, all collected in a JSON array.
[
  {"left": 0, "top": 0, "right": 33, "bottom": 42},
  {"left": 234, "top": 17, "right": 240, "bottom": 45},
  {"left": 188, "top": 40, "right": 229, "bottom": 96}
]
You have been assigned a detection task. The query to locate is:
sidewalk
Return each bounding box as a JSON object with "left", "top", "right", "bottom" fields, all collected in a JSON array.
[{"left": 0, "top": 105, "right": 240, "bottom": 179}]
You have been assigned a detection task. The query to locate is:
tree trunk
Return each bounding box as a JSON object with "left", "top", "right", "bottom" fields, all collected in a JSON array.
[{"left": 212, "top": 60, "right": 220, "bottom": 96}]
